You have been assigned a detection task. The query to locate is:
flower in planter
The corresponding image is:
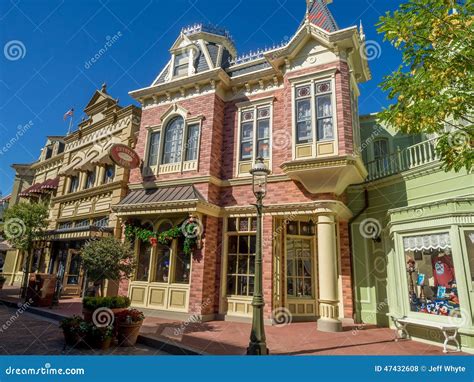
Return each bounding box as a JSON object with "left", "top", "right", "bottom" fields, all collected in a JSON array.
[
  {"left": 115, "top": 308, "right": 145, "bottom": 324},
  {"left": 149, "top": 237, "right": 158, "bottom": 247}
]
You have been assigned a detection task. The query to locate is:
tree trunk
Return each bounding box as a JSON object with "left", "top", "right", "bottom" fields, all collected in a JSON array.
[{"left": 20, "top": 249, "right": 32, "bottom": 300}]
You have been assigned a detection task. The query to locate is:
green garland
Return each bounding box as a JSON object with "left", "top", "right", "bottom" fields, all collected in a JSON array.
[{"left": 124, "top": 223, "right": 197, "bottom": 256}]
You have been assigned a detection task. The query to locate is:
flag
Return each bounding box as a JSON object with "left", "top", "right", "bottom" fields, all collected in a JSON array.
[{"left": 63, "top": 108, "right": 74, "bottom": 121}]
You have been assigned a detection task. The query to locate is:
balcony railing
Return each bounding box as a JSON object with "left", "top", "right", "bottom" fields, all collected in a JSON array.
[{"left": 366, "top": 138, "right": 439, "bottom": 181}]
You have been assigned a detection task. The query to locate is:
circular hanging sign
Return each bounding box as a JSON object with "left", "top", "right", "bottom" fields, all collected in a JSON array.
[{"left": 109, "top": 144, "right": 140, "bottom": 169}]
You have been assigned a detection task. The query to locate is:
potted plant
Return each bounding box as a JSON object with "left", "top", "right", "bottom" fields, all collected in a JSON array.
[
  {"left": 59, "top": 316, "right": 87, "bottom": 346},
  {"left": 82, "top": 296, "right": 131, "bottom": 322},
  {"left": 0, "top": 275, "right": 6, "bottom": 290},
  {"left": 116, "top": 308, "right": 145, "bottom": 347},
  {"left": 86, "top": 324, "right": 114, "bottom": 351}
]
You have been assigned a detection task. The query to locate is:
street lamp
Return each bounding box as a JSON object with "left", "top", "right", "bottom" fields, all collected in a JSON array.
[{"left": 247, "top": 157, "right": 270, "bottom": 355}]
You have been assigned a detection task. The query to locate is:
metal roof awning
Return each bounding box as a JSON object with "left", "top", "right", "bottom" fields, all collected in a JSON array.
[
  {"left": 114, "top": 185, "right": 206, "bottom": 215},
  {"left": 45, "top": 225, "right": 114, "bottom": 241},
  {"left": 19, "top": 178, "right": 60, "bottom": 197}
]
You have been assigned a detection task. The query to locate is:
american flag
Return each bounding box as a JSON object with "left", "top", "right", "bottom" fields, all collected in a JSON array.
[{"left": 63, "top": 108, "right": 74, "bottom": 121}]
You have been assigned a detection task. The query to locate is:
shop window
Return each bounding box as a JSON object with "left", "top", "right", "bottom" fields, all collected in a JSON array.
[
  {"left": 147, "top": 131, "right": 160, "bottom": 167},
  {"left": 295, "top": 80, "right": 334, "bottom": 144},
  {"left": 226, "top": 217, "right": 256, "bottom": 296},
  {"left": 403, "top": 232, "right": 461, "bottom": 317},
  {"left": 67, "top": 252, "right": 81, "bottom": 285},
  {"left": 58, "top": 221, "right": 73, "bottom": 230},
  {"left": 136, "top": 240, "right": 152, "bottom": 282},
  {"left": 85, "top": 170, "right": 96, "bottom": 189},
  {"left": 162, "top": 117, "right": 184, "bottom": 164},
  {"left": 173, "top": 238, "right": 191, "bottom": 283},
  {"left": 464, "top": 231, "right": 474, "bottom": 288},
  {"left": 103, "top": 164, "right": 115, "bottom": 184},
  {"left": 239, "top": 106, "right": 271, "bottom": 162},
  {"left": 93, "top": 216, "right": 109, "bottom": 228},
  {"left": 69, "top": 175, "right": 79, "bottom": 193},
  {"left": 75, "top": 219, "right": 89, "bottom": 228},
  {"left": 173, "top": 52, "right": 189, "bottom": 77},
  {"left": 152, "top": 244, "right": 171, "bottom": 282}
]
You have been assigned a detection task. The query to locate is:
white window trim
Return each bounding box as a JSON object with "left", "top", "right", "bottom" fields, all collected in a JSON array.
[
  {"left": 235, "top": 98, "right": 274, "bottom": 177},
  {"left": 171, "top": 45, "right": 198, "bottom": 80},
  {"left": 143, "top": 113, "right": 203, "bottom": 177},
  {"left": 291, "top": 72, "right": 339, "bottom": 160}
]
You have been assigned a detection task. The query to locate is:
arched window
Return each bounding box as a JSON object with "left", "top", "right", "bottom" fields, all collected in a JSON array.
[{"left": 162, "top": 117, "right": 184, "bottom": 164}]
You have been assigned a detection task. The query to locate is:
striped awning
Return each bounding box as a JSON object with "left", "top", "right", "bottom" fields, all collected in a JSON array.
[{"left": 18, "top": 178, "right": 59, "bottom": 197}]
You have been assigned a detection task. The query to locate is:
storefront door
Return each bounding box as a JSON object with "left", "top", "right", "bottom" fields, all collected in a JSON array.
[
  {"left": 62, "top": 249, "right": 84, "bottom": 296},
  {"left": 284, "top": 221, "right": 318, "bottom": 318}
]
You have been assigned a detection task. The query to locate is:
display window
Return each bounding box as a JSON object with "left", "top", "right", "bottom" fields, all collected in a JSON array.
[{"left": 403, "top": 232, "right": 461, "bottom": 318}]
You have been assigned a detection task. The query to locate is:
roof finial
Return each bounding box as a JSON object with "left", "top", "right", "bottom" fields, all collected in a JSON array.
[
  {"left": 101, "top": 82, "right": 107, "bottom": 93},
  {"left": 359, "top": 20, "right": 366, "bottom": 41}
]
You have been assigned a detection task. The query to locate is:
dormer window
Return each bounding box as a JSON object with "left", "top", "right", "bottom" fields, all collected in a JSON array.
[
  {"left": 173, "top": 52, "right": 189, "bottom": 77},
  {"left": 44, "top": 146, "right": 53, "bottom": 160}
]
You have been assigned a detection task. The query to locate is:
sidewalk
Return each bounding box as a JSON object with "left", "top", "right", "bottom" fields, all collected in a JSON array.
[{"left": 0, "top": 286, "right": 463, "bottom": 355}]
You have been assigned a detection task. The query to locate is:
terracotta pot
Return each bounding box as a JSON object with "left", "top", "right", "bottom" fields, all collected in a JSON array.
[
  {"left": 92, "top": 336, "right": 112, "bottom": 350},
  {"left": 118, "top": 321, "right": 143, "bottom": 347}
]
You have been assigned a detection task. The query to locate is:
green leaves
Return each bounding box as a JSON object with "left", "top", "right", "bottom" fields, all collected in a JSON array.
[
  {"left": 3, "top": 202, "right": 48, "bottom": 251},
  {"left": 81, "top": 237, "right": 136, "bottom": 283},
  {"left": 377, "top": 0, "right": 474, "bottom": 172}
]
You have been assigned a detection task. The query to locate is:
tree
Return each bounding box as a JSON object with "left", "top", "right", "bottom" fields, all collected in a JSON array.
[
  {"left": 377, "top": 0, "right": 473, "bottom": 172},
  {"left": 3, "top": 202, "right": 49, "bottom": 298},
  {"left": 81, "top": 236, "right": 136, "bottom": 296}
]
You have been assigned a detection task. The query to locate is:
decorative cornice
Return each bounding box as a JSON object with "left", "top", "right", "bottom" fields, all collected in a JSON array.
[{"left": 52, "top": 180, "right": 125, "bottom": 204}]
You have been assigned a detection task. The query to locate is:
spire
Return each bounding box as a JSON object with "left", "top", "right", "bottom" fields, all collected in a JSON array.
[
  {"left": 305, "top": 0, "right": 338, "bottom": 32},
  {"left": 359, "top": 20, "right": 366, "bottom": 41},
  {"left": 101, "top": 82, "right": 107, "bottom": 93}
]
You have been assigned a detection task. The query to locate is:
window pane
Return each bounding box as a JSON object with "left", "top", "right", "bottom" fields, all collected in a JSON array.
[
  {"left": 297, "top": 120, "right": 312, "bottom": 144},
  {"left": 152, "top": 245, "right": 170, "bottom": 282},
  {"left": 228, "top": 236, "right": 238, "bottom": 253},
  {"left": 316, "top": 95, "right": 332, "bottom": 118},
  {"left": 85, "top": 170, "right": 95, "bottom": 189},
  {"left": 238, "top": 255, "right": 248, "bottom": 273},
  {"left": 228, "top": 218, "right": 237, "bottom": 232},
  {"left": 173, "top": 243, "right": 191, "bottom": 284},
  {"left": 240, "top": 142, "right": 253, "bottom": 161},
  {"left": 241, "top": 122, "right": 253, "bottom": 140},
  {"left": 185, "top": 124, "right": 199, "bottom": 161},
  {"left": 239, "top": 236, "right": 249, "bottom": 254},
  {"left": 228, "top": 255, "right": 237, "bottom": 273},
  {"left": 296, "top": 85, "right": 311, "bottom": 99},
  {"left": 374, "top": 139, "right": 389, "bottom": 158},
  {"left": 237, "top": 276, "right": 249, "bottom": 295},
  {"left": 317, "top": 117, "right": 334, "bottom": 140},
  {"left": 316, "top": 81, "right": 331, "bottom": 94},
  {"left": 103, "top": 165, "right": 115, "bottom": 184},
  {"left": 147, "top": 131, "right": 160, "bottom": 166},
  {"left": 403, "top": 233, "right": 461, "bottom": 317},
  {"left": 257, "top": 119, "right": 269, "bottom": 139},
  {"left": 173, "top": 53, "right": 189, "bottom": 77},
  {"left": 296, "top": 99, "right": 311, "bottom": 121},
  {"left": 162, "top": 117, "right": 184, "bottom": 164},
  {"left": 464, "top": 231, "right": 474, "bottom": 288},
  {"left": 136, "top": 242, "right": 152, "bottom": 282},
  {"left": 257, "top": 139, "right": 270, "bottom": 158}
]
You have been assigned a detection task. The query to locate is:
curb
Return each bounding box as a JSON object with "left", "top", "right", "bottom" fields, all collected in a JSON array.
[{"left": 0, "top": 297, "right": 204, "bottom": 355}]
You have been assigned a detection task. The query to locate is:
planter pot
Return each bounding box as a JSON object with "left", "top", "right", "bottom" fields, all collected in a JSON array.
[
  {"left": 91, "top": 336, "right": 112, "bottom": 351},
  {"left": 117, "top": 322, "right": 143, "bottom": 347}
]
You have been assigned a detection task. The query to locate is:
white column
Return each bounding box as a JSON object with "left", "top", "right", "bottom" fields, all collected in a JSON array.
[{"left": 317, "top": 213, "right": 342, "bottom": 332}]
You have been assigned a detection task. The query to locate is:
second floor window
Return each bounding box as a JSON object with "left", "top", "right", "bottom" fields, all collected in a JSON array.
[
  {"left": 295, "top": 80, "right": 334, "bottom": 144},
  {"left": 185, "top": 124, "right": 199, "bottom": 161},
  {"left": 147, "top": 131, "right": 161, "bottom": 167},
  {"left": 162, "top": 117, "right": 184, "bottom": 164},
  {"left": 103, "top": 164, "right": 115, "bottom": 184},
  {"left": 69, "top": 175, "right": 79, "bottom": 193},
  {"left": 85, "top": 170, "right": 95, "bottom": 189},
  {"left": 239, "top": 106, "right": 271, "bottom": 162}
]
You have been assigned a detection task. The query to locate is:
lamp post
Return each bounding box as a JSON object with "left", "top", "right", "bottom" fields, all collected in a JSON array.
[{"left": 247, "top": 157, "right": 270, "bottom": 355}]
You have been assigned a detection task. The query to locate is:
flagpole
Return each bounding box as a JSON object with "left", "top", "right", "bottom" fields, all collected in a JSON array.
[{"left": 67, "top": 116, "right": 73, "bottom": 135}]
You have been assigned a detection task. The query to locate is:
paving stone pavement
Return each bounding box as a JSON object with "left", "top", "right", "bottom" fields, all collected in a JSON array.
[{"left": 0, "top": 305, "right": 169, "bottom": 355}]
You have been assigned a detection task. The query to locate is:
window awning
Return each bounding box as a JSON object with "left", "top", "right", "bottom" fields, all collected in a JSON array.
[
  {"left": 19, "top": 178, "right": 60, "bottom": 197},
  {"left": 40, "top": 177, "right": 59, "bottom": 192},
  {"left": 58, "top": 156, "right": 83, "bottom": 176},
  {"left": 403, "top": 233, "right": 451, "bottom": 252}
]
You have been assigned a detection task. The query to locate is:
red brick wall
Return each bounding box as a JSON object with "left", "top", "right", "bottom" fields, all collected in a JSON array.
[
  {"left": 188, "top": 215, "right": 222, "bottom": 316},
  {"left": 339, "top": 221, "right": 353, "bottom": 318}
]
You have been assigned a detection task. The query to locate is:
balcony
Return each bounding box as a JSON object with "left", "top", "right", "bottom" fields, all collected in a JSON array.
[{"left": 366, "top": 138, "right": 439, "bottom": 181}]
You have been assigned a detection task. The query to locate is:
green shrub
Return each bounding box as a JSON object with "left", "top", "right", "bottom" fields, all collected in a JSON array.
[{"left": 82, "top": 296, "right": 131, "bottom": 310}]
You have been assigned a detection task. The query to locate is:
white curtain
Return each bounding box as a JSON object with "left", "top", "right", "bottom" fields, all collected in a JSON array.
[{"left": 403, "top": 232, "right": 451, "bottom": 251}]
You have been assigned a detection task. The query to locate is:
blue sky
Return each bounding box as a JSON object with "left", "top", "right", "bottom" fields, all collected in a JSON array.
[{"left": 0, "top": 0, "right": 402, "bottom": 195}]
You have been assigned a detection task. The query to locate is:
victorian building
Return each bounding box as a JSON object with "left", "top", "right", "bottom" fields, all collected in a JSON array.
[{"left": 114, "top": 0, "right": 369, "bottom": 332}]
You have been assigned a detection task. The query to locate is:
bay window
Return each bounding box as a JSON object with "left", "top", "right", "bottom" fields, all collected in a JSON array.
[{"left": 294, "top": 78, "right": 336, "bottom": 158}]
